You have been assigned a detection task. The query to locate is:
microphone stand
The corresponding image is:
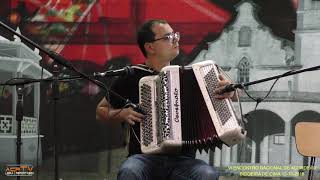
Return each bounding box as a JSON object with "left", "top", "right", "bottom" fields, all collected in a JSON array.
[
  {"left": 220, "top": 65, "right": 320, "bottom": 93},
  {"left": 1, "top": 78, "right": 55, "bottom": 180},
  {"left": 15, "top": 85, "right": 23, "bottom": 180},
  {"left": 0, "top": 21, "right": 136, "bottom": 180},
  {"left": 52, "top": 63, "right": 60, "bottom": 180},
  {"left": 0, "top": 74, "right": 135, "bottom": 180}
]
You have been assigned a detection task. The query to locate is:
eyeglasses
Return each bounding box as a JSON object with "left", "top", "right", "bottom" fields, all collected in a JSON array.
[{"left": 151, "top": 32, "right": 180, "bottom": 43}]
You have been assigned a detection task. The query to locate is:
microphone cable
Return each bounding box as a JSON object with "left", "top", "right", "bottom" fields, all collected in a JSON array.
[{"left": 242, "top": 70, "right": 295, "bottom": 111}]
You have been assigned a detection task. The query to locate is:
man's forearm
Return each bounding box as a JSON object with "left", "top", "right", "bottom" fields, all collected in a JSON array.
[{"left": 96, "top": 106, "right": 124, "bottom": 123}]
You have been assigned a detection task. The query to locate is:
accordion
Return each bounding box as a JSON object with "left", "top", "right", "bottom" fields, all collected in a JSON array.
[{"left": 139, "top": 60, "right": 246, "bottom": 154}]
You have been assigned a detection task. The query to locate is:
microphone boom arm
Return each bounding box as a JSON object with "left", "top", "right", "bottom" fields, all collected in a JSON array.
[
  {"left": 220, "top": 65, "right": 320, "bottom": 94},
  {"left": 0, "top": 21, "right": 134, "bottom": 106}
]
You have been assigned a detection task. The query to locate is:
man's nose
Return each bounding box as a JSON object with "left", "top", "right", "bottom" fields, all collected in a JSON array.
[{"left": 172, "top": 38, "right": 179, "bottom": 44}]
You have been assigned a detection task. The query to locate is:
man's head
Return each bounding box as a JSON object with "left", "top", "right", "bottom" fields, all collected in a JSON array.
[{"left": 137, "top": 19, "right": 180, "bottom": 62}]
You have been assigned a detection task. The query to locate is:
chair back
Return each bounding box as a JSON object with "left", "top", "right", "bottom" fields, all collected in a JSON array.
[{"left": 295, "top": 122, "right": 320, "bottom": 157}]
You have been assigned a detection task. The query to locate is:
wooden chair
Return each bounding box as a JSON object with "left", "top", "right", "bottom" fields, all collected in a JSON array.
[{"left": 295, "top": 122, "right": 320, "bottom": 180}]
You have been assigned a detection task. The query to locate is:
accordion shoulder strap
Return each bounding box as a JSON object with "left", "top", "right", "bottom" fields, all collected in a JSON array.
[{"left": 132, "top": 64, "right": 159, "bottom": 75}]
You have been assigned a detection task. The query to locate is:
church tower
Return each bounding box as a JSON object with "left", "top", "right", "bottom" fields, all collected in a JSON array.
[{"left": 295, "top": 0, "right": 320, "bottom": 92}]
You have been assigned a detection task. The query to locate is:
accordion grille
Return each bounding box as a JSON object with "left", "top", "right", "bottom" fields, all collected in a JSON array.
[{"left": 202, "top": 66, "right": 232, "bottom": 125}]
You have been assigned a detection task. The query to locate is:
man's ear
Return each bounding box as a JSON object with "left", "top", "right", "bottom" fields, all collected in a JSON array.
[{"left": 144, "top": 42, "right": 154, "bottom": 55}]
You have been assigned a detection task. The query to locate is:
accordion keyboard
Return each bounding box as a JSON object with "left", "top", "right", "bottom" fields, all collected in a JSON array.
[
  {"left": 140, "top": 83, "right": 153, "bottom": 146},
  {"left": 158, "top": 72, "right": 173, "bottom": 141}
]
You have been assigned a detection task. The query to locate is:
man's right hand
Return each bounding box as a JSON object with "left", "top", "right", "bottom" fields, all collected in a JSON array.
[
  {"left": 96, "top": 97, "right": 144, "bottom": 124},
  {"left": 119, "top": 107, "right": 144, "bottom": 125}
]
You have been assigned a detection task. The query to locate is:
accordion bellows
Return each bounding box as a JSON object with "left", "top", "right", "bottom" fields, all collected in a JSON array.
[{"left": 139, "top": 60, "right": 246, "bottom": 154}]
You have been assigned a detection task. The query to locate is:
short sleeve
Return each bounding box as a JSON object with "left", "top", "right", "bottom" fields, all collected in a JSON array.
[{"left": 106, "top": 76, "right": 129, "bottom": 109}]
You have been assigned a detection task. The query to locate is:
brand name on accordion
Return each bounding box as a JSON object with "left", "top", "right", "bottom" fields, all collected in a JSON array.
[{"left": 174, "top": 88, "right": 180, "bottom": 122}]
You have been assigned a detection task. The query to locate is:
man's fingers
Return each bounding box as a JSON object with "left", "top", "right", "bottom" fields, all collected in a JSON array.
[
  {"left": 127, "top": 111, "right": 143, "bottom": 122},
  {"left": 213, "top": 94, "right": 227, "bottom": 100},
  {"left": 132, "top": 111, "right": 145, "bottom": 118},
  {"left": 218, "top": 74, "right": 225, "bottom": 81},
  {"left": 127, "top": 115, "right": 142, "bottom": 125},
  {"left": 214, "top": 86, "right": 224, "bottom": 94},
  {"left": 218, "top": 81, "right": 230, "bottom": 87},
  {"left": 127, "top": 119, "right": 135, "bottom": 125},
  {"left": 131, "top": 115, "right": 143, "bottom": 123},
  {"left": 128, "top": 107, "right": 144, "bottom": 118},
  {"left": 218, "top": 74, "right": 232, "bottom": 85}
]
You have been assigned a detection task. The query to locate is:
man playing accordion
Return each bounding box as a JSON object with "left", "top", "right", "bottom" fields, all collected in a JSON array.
[{"left": 96, "top": 19, "right": 237, "bottom": 180}]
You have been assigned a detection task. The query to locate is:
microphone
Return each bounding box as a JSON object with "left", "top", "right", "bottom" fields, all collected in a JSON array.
[
  {"left": 218, "top": 83, "right": 245, "bottom": 94},
  {"left": 218, "top": 84, "right": 236, "bottom": 94},
  {"left": 93, "top": 66, "right": 134, "bottom": 77},
  {"left": 3, "top": 78, "right": 36, "bottom": 86}
]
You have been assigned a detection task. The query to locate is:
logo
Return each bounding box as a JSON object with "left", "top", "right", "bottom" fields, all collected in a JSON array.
[
  {"left": 5, "top": 164, "right": 34, "bottom": 176},
  {"left": 173, "top": 88, "right": 180, "bottom": 122}
]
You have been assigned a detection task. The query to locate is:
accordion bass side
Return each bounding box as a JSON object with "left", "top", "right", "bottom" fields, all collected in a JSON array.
[{"left": 139, "top": 60, "right": 246, "bottom": 154}]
